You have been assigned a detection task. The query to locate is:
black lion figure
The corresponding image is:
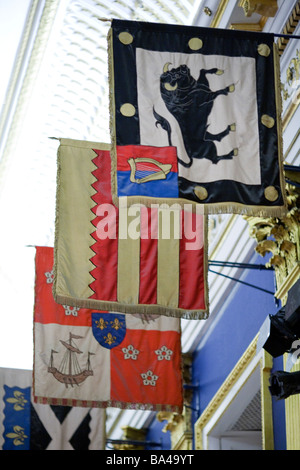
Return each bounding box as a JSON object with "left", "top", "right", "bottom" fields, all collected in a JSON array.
[{"left": 154, "top": 63, "right": 237, "bottom": 167}]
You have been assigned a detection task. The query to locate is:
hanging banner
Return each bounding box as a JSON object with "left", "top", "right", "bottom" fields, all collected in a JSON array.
[
  {"left": 108, "top": 19, "right": 287, "bottom": 216},
  {"left": 0, "top": 367, "right": 106, "bottom": 450},
  {"left": 53, "top": 139, "right": 208, "bottom": 319},
  {"left": 34, "top": 247, "right": 183, "bottom": 412}
]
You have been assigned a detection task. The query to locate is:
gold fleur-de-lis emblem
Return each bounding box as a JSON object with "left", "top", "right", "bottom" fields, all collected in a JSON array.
[
  {"left": 6, "top": 425, "right": 28, "bottom": 446},
  {"left": 110, "top": 318, "right": 124, "bottom": 330},
  {"left": 104, "top": 332, "right": 116, "bottom": 346},
  {"left": 95, "top": 318, "right": 108, "bottom": 330},
  {"left": 6, "top": 391, "right": 28, "bottom": 411}
]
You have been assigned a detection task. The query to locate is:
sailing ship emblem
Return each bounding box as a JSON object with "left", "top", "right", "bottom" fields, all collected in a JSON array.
[
  {"left": 92, "top": 312, "right": 126, "bottom": 349},
  {"left": 48, "top": 332, "right": 94, "bottom": 388},
  {"left": 128, "top": 157, "right": 172, "bottom": 184}
]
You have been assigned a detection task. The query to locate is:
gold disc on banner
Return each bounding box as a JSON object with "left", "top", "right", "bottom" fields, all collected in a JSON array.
[
  {"left": 194, "top": 186, "right": 208, "bottom": 201},
  {"left": 188, "top": 37, "right": 203, "bottom": 50},
  {"left": 119, "top": 32, "right": 133, "bottom": 45},
  {"left": 264, "top": 186, "right": 278, "bottom": 202},
  {"left": 258, "top": 44, "right": 271, "bottom": 57},
  {"left": 261, "top": 114, "right": 275, "bottom": 128},
  {"left": 120, "top": 103, "right": 136, "bottom": 117}
]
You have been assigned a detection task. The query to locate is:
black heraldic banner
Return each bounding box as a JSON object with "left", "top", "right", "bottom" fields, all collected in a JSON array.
[{"left": 109, "top": 19, "right": 287, "bottom": 216}]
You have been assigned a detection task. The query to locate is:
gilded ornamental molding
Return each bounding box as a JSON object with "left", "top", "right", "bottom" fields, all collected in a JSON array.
[
  {"left": 244, "top": 177, "right": 300, "bottom": 305},
  {"left": 239, "top": 0, "right": 278, "bottom": 18}
]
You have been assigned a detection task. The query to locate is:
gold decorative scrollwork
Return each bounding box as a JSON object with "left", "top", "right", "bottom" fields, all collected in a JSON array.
[
  {"left": 287, "top": 50, "right": 300, "bottom": 88},
  {"left": 282, "top": 50, "right": 300, "bottom": 102},
  {"left": 244, "top": 176, "right": 300, "bottom": 304},
  {"left": 239, "top": 0, "right": 278, "bottom": 18}
]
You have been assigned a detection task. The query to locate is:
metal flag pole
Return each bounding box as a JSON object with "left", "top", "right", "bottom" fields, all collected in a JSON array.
[
  {"left": 274, "top": 33, "right": 300, "bottom": 40},
  {"left": 208, "top": 260, "right": 273, "bottom": 270},
  {"left": 208, "top": 267, "right": 275, "bottom": 296}
]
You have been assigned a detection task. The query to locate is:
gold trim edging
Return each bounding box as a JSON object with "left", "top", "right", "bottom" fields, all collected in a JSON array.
[
  {"left": 210, "top": 0, "right": 230, "bottom": 28},
  {"left": 284, "top": 354, "right": 300, "bottom": 450}
]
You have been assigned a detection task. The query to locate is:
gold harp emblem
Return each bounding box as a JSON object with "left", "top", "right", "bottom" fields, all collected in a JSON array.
[{"left": 128, "top": 158, "right": 172, "bottom": 184}]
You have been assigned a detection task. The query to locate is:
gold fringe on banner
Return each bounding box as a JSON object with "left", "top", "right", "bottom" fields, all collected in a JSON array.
[{"left": 107, "top": 22, "right": 288, "bottom": 218}]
